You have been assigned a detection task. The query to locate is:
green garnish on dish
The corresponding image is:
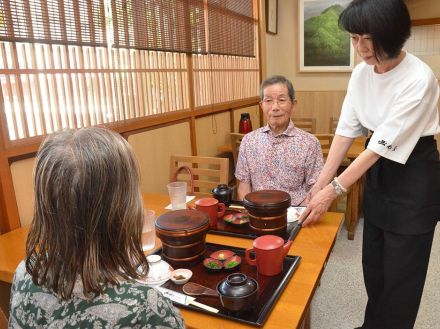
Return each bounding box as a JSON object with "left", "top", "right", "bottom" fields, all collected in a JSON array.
[
  {"left": 225, "top": 261, "right": 239, "bottom": 268},
  {"left": 207, "top": 261, "right": 221, "bottom": 269}
]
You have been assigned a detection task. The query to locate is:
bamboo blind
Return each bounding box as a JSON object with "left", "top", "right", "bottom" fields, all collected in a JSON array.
[
  {"left": 192, "top": 54, "right": 259, "bottom": 107},
  {"left": 0, "top": 41, "right": 259, "bottom": 140},
  {"left": 0, "top": 0, "right": 106, "bottom": 47},
  {"left": 0, "top": 0, "right": 259, "bottom": 141},
  {"left": 0, "top": 42, "right": 191, "bottom": 140},
  {"left": 207, "top": 0, "right": 255, "bottom": 57},
  {"left": 111, "top": 0, "right": 207, "bottom": 54}
]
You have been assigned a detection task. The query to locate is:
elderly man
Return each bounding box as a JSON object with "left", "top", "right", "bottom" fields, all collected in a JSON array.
[{"left": 235, "top": 75, "right": 324, "bottom": 205}]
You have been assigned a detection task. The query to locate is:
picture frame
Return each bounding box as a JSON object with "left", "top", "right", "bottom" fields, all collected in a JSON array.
[
  {"left": 299, "top": 0, "right": 354, "bottom": 72},
  {"left": 266, "top": 0, "right": 278, "bottom": 35}
]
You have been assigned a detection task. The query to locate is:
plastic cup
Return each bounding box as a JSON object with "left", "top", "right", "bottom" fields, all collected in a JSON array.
[
  {"left": 142, "top": 210, "right": 156, "bottom": 251},
  {"left": 167, "top": 181, "right": 187, "bottom": 210}
]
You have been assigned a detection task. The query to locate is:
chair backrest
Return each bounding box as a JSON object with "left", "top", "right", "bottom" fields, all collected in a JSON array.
[
  {"left": 170, "top": 155, "right": 229, "bottom": 196},
  {"left": 230, "top": 132, "right": 245, "bottom": 167},
  {"left": 292, "top": 117, "right": 316, "bottom": 134},
  {"left": 315, "top": 134, "right": 334, "bottom": 159},
  {"left": 329, "top": 116, "right": 339, "bottom": 134}
]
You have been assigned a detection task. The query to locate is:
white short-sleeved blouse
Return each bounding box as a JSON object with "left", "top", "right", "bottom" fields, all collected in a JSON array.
[{"left": 336, "top": 52, "right": 440, "bottom": 164}]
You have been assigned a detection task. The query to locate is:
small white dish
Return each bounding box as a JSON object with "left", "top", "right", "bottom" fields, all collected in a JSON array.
[
  {"left": 170, "top": 269, "right": 193, "bottom": 285},
  {"left": 287, "top": 206, "right": 306, "bottom": 223}
]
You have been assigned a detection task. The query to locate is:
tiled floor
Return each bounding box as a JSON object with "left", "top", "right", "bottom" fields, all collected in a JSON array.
[{"left": 311, "top": 218, "right": 440, "bottom": 329}]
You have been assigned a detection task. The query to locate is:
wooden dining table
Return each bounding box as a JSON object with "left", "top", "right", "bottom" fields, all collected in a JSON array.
[{"left": 0, "top": 193, "right": 343, "bottom": 329}]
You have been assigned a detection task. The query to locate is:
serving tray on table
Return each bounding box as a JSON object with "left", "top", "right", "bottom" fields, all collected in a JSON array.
[
  {"left": 209, "top": 203, "right": 302, "bottom": 241},
  {"left": 155, "top": 242, "right": 301, "bottom": 327}
]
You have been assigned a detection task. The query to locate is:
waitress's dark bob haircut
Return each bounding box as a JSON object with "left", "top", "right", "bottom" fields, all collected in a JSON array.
[{"left": 339, "top": 0, "right": 411, "bottom": 60}]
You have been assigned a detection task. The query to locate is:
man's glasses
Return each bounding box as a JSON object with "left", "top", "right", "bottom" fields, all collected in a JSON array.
[{"left": 261, "top": 96, "right": 292, "bottom": 107}]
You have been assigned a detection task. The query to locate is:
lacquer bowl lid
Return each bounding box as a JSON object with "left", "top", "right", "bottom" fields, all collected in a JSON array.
[
  {"left": 253, "top": 235, "right": 284, "bottom": 250},
  {"left": 243, "top": 190, "right": 291, "bottom": 211},
  {"left": 156, "top": 209, "right": 209, "bottom": 232},
  {"left": 217, "top": 273, "right": 258, "bottom": 297}
]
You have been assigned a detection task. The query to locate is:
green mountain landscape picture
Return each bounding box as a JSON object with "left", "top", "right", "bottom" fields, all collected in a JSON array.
[{"left": 304, "top": 4, "right": 350, "bottom": 66}]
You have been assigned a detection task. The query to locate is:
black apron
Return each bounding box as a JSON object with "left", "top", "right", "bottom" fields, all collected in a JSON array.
[{"left": 363, "top": 136, "right": 440, "bottom": 235}]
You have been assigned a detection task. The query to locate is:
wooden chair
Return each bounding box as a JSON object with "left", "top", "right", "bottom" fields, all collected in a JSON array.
[
  {"left": 292, "top": 117, "right": 316, "bottom": 134},
  {"left": 230, "top": 132, "right": 245, "bottom": 167},
  {"left": 329, "top": 116, "right": 339, "bottom": 134},
  {"left": 315, "top": 133, "right": 334, "bottom": 160},
  {"left": 170, "top": 155, "right": 229, "bottom": 196}
]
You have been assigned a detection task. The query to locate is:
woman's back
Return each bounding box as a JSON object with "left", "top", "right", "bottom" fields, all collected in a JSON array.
[
  {"left": 9, "top": 127, "right": 184, "bottom": 328},
  {"left": 10, "top": 261, "right": 184, "bottom": 328}
]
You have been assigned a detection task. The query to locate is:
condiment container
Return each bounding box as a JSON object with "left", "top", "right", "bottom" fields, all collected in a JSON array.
[
  {"left": 155, "top": 209, "right": 209, "bottom": 266},
  {"left": 239, "top": 113, "right": 253, "bottom": 134},
  {"left": 242, "top": 190, "right": 291, "bottom": 236}
]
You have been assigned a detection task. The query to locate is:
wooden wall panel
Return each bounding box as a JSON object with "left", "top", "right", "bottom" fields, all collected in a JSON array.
[
  {"left": 10, "top": 158, "right": 35, "bottom": 227},
  {"left": 195, "top": 112, "right": 231, "bottom": 157},
  {"left": 128, "top": 122, "right": 192, "bottom": 195},
  {"left": 294, "top": 91, "right": 346, "bottom": 133}
]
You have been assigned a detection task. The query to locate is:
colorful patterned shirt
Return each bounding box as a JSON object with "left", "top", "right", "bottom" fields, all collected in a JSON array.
[
  {"left": 9, "top": 261, "right": 185, "bottom": 329},
  {"left": 235, "top": 121, "right": 324, "bottom": 205}
]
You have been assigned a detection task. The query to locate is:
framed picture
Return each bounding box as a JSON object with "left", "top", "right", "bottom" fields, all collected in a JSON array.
[
  {"left": 266, "top": 0, "right": 278, "bottom": 35},
  {"left": 299, "top": 0, "right": 354, "bottom": 72}
]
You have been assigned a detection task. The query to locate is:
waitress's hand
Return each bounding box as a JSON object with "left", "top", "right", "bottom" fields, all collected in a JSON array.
[
  {"left": 299, "top": 185, "right": 337, "bottom": 227},
  {"left": 304, "top": 182, "right": 324, "bottom": 205}
]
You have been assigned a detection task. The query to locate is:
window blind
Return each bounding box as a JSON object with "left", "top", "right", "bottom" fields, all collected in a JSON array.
[
  {"left": 0, "top": 0, "right": 107, "bottom": 46},
  {"left": 207, "top": 0, "right": 255, "bottom": 57},
  {"left": 111, "top": 0, "right": 207, "bottom": 54},
  {"left": 111, "top": 0, "right": 256, "bottom": 57}
]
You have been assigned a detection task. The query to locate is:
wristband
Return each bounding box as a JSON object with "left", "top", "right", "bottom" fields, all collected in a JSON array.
[{"left": 331, "top": 177, "right": 347, "bottom": 195}]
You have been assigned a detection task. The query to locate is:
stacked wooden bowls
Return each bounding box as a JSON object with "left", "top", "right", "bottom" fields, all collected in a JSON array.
[
  {"left": 155, "top": 209, "right": 210, "bottom": 266},
  {"left": 242, "top": 190, "right": 291, "bottom": 236}
]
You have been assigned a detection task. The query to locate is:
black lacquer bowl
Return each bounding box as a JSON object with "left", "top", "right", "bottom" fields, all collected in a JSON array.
[{"left": 216, "top": 273, "right": 258, "bottom": 312}]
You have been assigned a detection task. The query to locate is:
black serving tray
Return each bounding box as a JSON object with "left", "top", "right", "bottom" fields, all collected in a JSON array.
[
  {"left": 156, "top": 242, "right": 301, "bottom": 327},
  {"left": 210, "top": 208, "right": 301, "bottom": 242}
]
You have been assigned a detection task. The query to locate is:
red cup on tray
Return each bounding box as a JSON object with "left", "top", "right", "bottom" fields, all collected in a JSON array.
[{"left": 192, "top": 197, "right": 226, "bottom": 228}]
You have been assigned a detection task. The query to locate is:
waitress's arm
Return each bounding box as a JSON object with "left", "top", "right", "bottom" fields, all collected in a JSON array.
[
  {"left": 300, "top": 135, "right": 381, "bottom": 226},
  {"left": 312, "top": 135, "right": 355, "bottom": 192}
]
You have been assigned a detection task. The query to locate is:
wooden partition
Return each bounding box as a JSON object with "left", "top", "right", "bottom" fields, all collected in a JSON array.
[
  {"left": 294, "top": 91, "right": 346, "bottom": 133},
  {"left": 127, "top": 122, "right": 193, "bottom": 195},
  {"left": 10, "top": 158, "right": 35, "bottom": 227},
  {"left": 6, "top": 106, "right": 262, "bottom": 228}
]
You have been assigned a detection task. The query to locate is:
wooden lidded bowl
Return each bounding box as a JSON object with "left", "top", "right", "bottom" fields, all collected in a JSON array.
[
  {"left": 155, "top": 209, "right": 210, "bottom": 266},
  {"left": 242, "top": 190, "right": 291, "bottom": 236}
]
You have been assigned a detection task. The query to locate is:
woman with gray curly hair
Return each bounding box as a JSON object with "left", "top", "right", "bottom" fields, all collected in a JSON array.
[{"left": 9, "top": 127, "right": 184, "bottom": 328}]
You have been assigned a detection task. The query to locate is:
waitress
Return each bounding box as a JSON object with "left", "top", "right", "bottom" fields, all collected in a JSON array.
[{"left": 299, "top": 0, "right": 440, "bottom": 328}]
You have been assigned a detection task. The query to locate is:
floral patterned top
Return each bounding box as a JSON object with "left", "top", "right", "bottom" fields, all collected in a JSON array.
[
  {"left": 9, "top": 261, "right": 185, "bottom": 329},
  {"left": 235, "top": 121, "right": 324, "bottom": 205}
]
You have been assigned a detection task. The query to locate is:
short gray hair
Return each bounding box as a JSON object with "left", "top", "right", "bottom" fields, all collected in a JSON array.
[{"left": 259, "top": 75, "right": 295, "bottom": 101}]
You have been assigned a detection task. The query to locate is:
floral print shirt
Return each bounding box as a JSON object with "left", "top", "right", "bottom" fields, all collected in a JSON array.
[
  {"left": 235, "top": 121, "right": 324, "bottom": 205},
  {"left": 9, "top": 261, "right": 185, "bottom": 329}
]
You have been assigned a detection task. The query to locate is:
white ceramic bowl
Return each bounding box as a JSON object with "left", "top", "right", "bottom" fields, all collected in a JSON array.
[
  {"left": 170, "top": 269, "right": 193, "bottom": 284},
  {"left": 287, "top": 206, "right": 306, "bottom": 223},
  {"left": 143, "top": 255, "right": 173, "bottom": 286}
]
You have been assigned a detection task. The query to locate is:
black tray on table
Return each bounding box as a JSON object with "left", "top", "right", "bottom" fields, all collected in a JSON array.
[
  {"left": 156, "top": 242, "right": 301, "bottom": 327},
  {"left": 209, "top": 201, "right": 302, "bottom": 241}
]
